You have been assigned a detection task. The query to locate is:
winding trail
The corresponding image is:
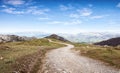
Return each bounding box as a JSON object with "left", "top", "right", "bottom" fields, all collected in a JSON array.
[{"left": 38, "top": 40, "right": 120, "bottom": 73}]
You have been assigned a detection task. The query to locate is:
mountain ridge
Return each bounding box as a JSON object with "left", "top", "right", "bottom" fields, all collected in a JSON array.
[
  {"left": 0, "top": 32, "right": 120, "bottom": 43},
  {"left": 94, "top": 37, "right": 120, "bottom": 46}
]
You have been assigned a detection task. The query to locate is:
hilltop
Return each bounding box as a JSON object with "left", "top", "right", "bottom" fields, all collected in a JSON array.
[{"left": 45, "top": 34, "right": 69, "bottom": 42}]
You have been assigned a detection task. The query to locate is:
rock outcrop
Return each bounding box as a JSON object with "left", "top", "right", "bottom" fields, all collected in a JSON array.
[{"left": 0, "top": 34, "right": 36, "bottom": 43}]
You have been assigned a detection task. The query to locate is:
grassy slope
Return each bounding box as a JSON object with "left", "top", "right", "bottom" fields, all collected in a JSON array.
[
  {"left": 0, "top": 38, "right": 64, "bottom": 73},
  {"left": 74, "top": 43, "right": 120, "bottom": 69}
]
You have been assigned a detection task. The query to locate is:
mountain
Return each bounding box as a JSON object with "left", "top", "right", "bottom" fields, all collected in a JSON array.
[
  {"left": 0, "top": 34, "right": 36, "bottom": 43},
  {"left": 45, "top": 34, "right": 69, "bottom": 42},
  {"left": 94, "top": 37, "right": 120, "bottom": 46},
  {"left": 2, "top": 32, "right": 120, "bottom": 43}
]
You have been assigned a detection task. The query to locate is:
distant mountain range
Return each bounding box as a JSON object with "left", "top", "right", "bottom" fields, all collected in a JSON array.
[
  {"left": 11, "top": 32, "right": 50, "bottom": 38},
  {"left": 2, "top": 32, "right": 120, "bottom": 43},
  {"left": 59, "top": 32, "right": 120, "bottom": 43}
]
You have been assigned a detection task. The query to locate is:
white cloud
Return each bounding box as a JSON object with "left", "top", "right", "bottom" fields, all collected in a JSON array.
[
  {"left": 117, "top": 3, "right": 120, "bottom": 8},
  {"left": 4, "top": 0, "right": 25, "bottom": 5},
  {"left": 60, "top": 4, "right": 73, "bottom": 11},
  {"left": 91, "top": 15, "right": 104, "bottom": 19},
  {"left": 77, "top": 8, "right": 92, "bottom": 16},
  {"left": 2, "top": 8, "right": 15, "bottom": 14},
  {"left": 1, "top": 6, "right": 50, "bottom": 15},
  {"left": 2, "top": 7, "right": 24, "bottom": 14},
  {"left": 26, "top": 6, "right": 50, "bottom": 15},
  {"left": 69, "top": 8, "right": 92, "bottom": 18},
  {"left": 31, "top": 9, "right": 48, "bottom": 15},
  {"left": 13, "top": 11, "right": 24, "bottom": 14},
  {"left": 1, "top": 5, "right": 7, "bottom": 8},
  {"left": 64, "top": 20, "right": 82, "bottom": 25},
  {"left": 1, "top": 0, "right": 50, "bottom": 15},
  {"left": 38, "top": 17, "right": 49, "bottom": 20},
  {"left": 69, "top": 14, "right": 80, "bottom": 18},
  {"left": 49, "top": 20, "right": 82, "bottom": 25},
  {"left": 91, "top": 15, "right": 108, "bottom": 19},
  {"left": 49, "top": 21, "right": 62, "bottom": 24}
]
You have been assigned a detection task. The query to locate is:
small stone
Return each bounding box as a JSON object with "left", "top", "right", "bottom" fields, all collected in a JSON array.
[
  {"left": 12, "top": 71, "right": 19, "bottom": 73},
  {"left": 0, "top": 56, "right": 3, "bottom": 60},
  {"left": 62, "top": 71, "right": 67, "bottom": 73}
]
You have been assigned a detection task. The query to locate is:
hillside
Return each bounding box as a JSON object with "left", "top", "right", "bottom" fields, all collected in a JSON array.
[
  {"left": 94, "top": 37, "right": 120, "bottom": 46},
  {"left": 45, "top": 34, "right": 69, "bottom": 42},
  {"left": 74, "top": 42, "right": 120, "bottom": 69},
  {"left": 0, "top": 36, "right": 64, "bottom": 73}
]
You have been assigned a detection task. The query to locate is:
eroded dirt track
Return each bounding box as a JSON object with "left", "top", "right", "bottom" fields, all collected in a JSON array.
[{"left": 38, "top": 43, "right": 120, "bottom": 73}]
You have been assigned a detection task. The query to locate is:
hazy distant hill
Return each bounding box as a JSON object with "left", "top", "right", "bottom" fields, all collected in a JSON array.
[
  {"left": 94, "top": 37, "right": 120, "bottom": 46},
  {"left": 11, "top": 32, "right": 50, "bottom": 38},
  {"left": 3, "top": 32, "right": 120, "bottom": 43},
  {"left": 0, "top": 34, "right": 36, "bottom": 43},
  {"left": 59, "top": 32, "right": 120, "bottom": 43}
]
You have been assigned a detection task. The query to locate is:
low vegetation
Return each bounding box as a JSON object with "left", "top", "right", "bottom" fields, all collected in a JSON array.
[
  {"left": 0, "top": 38, "right": 64, "bottom": 73},
  {"left": 74, "top": 43, "right": 120, "bottom": 69}
]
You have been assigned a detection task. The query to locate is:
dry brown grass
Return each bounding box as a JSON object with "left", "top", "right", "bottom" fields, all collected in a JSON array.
[
  {"left": 0, "top": 38, "right": 64, "bottom": 73},
  {"left": 74, "top": 43, "right": 120, "bottom": 69}
]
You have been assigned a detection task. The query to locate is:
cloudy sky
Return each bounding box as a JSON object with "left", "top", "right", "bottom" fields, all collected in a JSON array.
[{"left": 0, "top": 0, "right": 120, "bottom": 34}]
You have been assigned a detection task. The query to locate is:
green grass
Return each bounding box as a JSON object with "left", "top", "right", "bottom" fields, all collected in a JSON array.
[
  {"left": 0, "top": 38, "right": 64, "bottom": 73},
  {"left": 74, "top": 43, "right": 120, "bottom": 68}
]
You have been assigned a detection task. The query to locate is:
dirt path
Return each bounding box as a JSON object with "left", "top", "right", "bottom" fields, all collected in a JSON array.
[{"left": 38, "top": 42, "right": 120, "bottom": 73}]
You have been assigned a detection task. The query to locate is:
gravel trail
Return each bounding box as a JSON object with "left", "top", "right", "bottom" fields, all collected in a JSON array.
[{"left": 38, "top": 42, "right": 120, "bottom": 73}]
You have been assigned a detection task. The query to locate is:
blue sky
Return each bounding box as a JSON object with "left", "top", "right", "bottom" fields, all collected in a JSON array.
[{"left": 0, "top": 0, "right": 120, "bottom": 34}]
